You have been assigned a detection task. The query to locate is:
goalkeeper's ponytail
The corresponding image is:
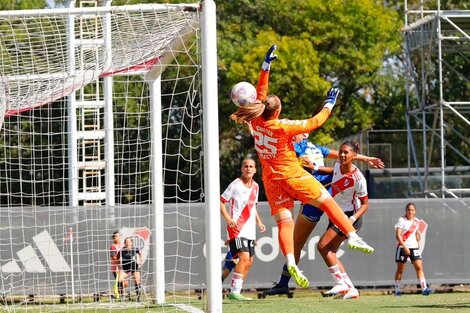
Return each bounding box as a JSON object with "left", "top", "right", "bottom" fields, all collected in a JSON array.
[
  {"left": 230, "top": 101, "right": 265, "bottom": 124},
  {"left": 230, "top": 94, "right": 281, "bottom": 124}
]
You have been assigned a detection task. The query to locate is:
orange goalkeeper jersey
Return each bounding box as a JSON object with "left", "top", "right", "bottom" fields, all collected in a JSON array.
[
  {"left": 256, "top": 69, "right": 269, "bottom": 101},
  {"left": 251, "top": 110, "right": 331, "bottom": 181},
  {"left": 252, "top": 69, "right": 331, "bottom": 180}
]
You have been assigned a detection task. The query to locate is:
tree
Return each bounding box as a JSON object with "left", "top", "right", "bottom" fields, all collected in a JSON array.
[
  {"left": 216, "top": 0, "right": 403, "bottom": 196},
  {"left": 0, "top": 0, "right": 47, "bottom": 10}
]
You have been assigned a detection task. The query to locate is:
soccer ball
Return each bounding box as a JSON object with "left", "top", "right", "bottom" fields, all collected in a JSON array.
[{"left": 230, "top": 81, "right": 257, "bottom": 106}]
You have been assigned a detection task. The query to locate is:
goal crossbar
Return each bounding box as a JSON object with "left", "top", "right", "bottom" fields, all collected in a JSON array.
[
  {"left": 0, "top": 4, "right": 199, "bottom": 18},
  {"left": 0, "top": 3, "right": 199, "bottom": 117}
]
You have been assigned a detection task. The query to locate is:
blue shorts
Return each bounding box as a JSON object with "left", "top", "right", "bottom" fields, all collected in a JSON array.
[
  {"left": 300, "top": 204, "right": 324, "bottom": 223},
  {"left": 300, "top": 185, "right": 331, "bottom": 222}
]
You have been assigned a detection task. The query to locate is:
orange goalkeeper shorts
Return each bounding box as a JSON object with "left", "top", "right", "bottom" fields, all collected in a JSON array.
[{"left": 264, "top": 174, "right": 325, "bottom": 216}]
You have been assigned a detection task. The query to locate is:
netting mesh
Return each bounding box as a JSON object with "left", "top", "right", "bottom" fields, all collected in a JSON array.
[
  {"left": 0, "top": 4, "right": 207, "bottom": 312},
  {"left": 0, "top": 4, "right": 199, "bottom": 116}
]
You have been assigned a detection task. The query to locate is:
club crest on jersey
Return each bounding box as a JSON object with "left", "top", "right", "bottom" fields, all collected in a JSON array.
[{"left": 343, "top": 179, "right": 350, "bottom": 187}]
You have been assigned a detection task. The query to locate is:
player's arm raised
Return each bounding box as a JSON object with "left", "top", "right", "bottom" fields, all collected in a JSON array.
[
  {"left": 299, "top": 156, "right": 334, "bottom": 174},
  {"left": 327, "top": 150, "right": 385, "bottom": 169},
  {"left": 284, "top": 87, "right": 340, "bottom": 137},
  {"left": 256, "top": 44, "right": 277, "bottom": 101}
]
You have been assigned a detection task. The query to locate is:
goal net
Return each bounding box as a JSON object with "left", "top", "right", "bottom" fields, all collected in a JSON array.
[{"left": 0, "top": 2, "right": 220, "bottom": 312}]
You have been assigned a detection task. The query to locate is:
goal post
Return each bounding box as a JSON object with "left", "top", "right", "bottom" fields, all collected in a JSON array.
[
  {"left": 201, "top": 1, "right": 222, "bottom": 312},
  {"left": 0, "top": 1, "right": 221, "bottom": 312}
]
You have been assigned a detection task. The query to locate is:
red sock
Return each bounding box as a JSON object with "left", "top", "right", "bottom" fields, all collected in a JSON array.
[
  {"left": 320, "top": 197, "right": 355, "bottom": 234},
  {"left": 276, "top": 217, "right": 294, "bottom": 256}
]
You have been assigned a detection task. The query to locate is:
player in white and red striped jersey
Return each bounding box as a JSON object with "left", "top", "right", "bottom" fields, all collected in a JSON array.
[
  {"left": 110, "top": 231, "right": 123, "bottom": 299},
  {"left": 220, "top": 158, "right": 266, "bottom": 301},
  {"left": 317, "top": 141, "right": 369, "bottom": 299},
  {"left": 394, "top": 202, "right": 433, "bottom": 296}
]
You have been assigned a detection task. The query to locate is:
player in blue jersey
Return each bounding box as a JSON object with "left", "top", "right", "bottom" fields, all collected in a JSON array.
[{"left": 263, "top": 134, "right": 384, "bottom": 295}]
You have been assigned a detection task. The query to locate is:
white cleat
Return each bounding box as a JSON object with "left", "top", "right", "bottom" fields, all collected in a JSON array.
[
  {"left": 323, "top": 283, "right": 349, "bottom": 296},
  {"left": 343, "top": 288, "right": 360, "bottom": 299},
  {"left": 348, "top": 236, "right": 374, "bottom": 253}
]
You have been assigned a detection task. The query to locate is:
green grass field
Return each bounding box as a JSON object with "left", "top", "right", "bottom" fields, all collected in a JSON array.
[
  {"left": 1, "top": 291, "right": 469, "bottom": 313},
  {"left": 220, "top": 290, "right": 470, "bottom": 313}
]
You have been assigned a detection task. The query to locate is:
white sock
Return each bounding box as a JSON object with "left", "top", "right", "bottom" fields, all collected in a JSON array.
[
  {"left": 231, "top": 272, "right": 243, "bottom": 294},
  {"left": 286, "top": 254, "right": 296, "bottom": 267},
  {"left": 395, "top": 280, "right": 401, "bottom": 292},
  {"left": 328, "top": 265, "right": 344, "bottom": 284},
  {"left": 341, "top": 272, "right": 354, "bottom": 289},
  {"left": 420, "top": 279, "right": 428, "bottom": 289}
]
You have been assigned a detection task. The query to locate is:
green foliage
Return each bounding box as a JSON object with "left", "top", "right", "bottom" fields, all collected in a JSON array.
[
  {"left": 217, "top": 0, "right": 403, "bottom": 190},
  {"left": 1, "top": 0, "right": 466, "bottom": 203},
  {"left": 0, "top": 0, "right": 46, "bottom": 10}
]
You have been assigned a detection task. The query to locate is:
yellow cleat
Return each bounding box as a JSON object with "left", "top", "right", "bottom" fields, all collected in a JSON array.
[{"left": 287, "top": 265, "right": 309, "bottom": 288}]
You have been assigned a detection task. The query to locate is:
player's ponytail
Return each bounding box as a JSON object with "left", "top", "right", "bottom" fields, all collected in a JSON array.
[
  {"left": 230, "top": 94, "right": 281, "bottom": 124},
  {"left": 230, "top": 100, "right": 265, "bottom": 124}
]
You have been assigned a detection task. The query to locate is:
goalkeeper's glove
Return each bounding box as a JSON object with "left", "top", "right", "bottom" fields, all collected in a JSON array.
[
  {"left": 323, "top": 87, "right": 340, "bottom": 111},
  {"left": 262, "top": 44, "right": 277, "bottom": 71}
]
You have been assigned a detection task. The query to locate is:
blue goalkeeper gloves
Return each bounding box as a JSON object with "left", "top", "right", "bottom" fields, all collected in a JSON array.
[
  {"left": 262, "top": 44, "right": 277, "bottom": 71},
  {"left": 323, "top": 87, "right": 340, "bottom": 111}
]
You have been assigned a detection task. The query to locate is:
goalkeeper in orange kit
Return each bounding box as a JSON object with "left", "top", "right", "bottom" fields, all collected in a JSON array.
[{"left": 231, "top": 45, "right": 374, "bottom": 289}]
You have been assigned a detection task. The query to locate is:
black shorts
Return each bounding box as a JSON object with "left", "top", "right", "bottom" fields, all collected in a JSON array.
[
  {"left": 395, "top": 246, "right": 422, "bottom": 263},
  {"left": 122, "top": 262, "right": 139, "bottom": 273},
  {"left": 328, "top": 211, "right": 362, "bottom": 236},
  {"left": 228, "top": 237, "right": 255, "bottom": 258}
]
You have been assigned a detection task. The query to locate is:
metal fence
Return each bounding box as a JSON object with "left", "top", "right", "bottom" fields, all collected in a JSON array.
[{"left": 0, "top": 198, "right": 468, "bottom": 296}]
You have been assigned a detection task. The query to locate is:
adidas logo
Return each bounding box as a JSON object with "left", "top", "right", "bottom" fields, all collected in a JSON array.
[{"left": 1, "top": 230, "right": 70, "bottom": 273}]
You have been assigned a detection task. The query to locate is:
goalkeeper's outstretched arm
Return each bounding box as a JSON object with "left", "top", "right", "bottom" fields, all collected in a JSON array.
[{"left": 256, "top": 44, "right": 277, "bottom": 101}]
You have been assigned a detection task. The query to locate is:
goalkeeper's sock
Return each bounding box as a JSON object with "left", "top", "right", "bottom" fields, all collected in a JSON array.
[
  {"left": 276, "top": 217, "right": 295, "bottom": 256},
  {"left": 320, "top": 198, "right": 355, "bottom": 234}
]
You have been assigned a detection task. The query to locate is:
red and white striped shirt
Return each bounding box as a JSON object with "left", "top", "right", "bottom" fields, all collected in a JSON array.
[
  {"left": 220, "top": 178, "right": 259, "bottom": 240},
  {"left": 395, "top": 217, "right": 420, "bottom": 249},
  {"left": 331, "top": 161, "right": 367, "bottom": 212}
]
